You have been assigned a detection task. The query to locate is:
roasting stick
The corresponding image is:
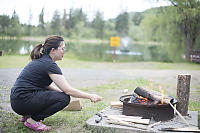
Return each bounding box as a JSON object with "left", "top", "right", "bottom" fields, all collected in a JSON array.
[
  {"left": 148, "top": 121, "right": 161, "bottom": 128},
  {"left": 168, "top": 102, "right": 189, "bottom": 126}
]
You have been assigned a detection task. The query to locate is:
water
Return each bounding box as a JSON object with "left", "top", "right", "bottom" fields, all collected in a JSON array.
[
  {"left": 105, "top": 50, "right": 142, "bottom": 56},
  {"left": 0, "top": 39, "right": 34, "bottom": 55},
  {"left": 0, "top": 39, "right": 170, "bottom": 62}
]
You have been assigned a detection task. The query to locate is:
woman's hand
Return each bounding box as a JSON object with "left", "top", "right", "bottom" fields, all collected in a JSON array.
[{"left": 89, "top": 94, "right": 103, "bottom": 103}]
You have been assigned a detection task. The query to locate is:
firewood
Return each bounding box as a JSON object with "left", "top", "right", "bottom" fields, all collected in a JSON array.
[
  {"left": 134, "top": 86, "right": 173, "bottom": 104},
  {"left": 160, "top": 127, "right": 200, "bottom": 132},
  {"left": 107, "top": 119, "right": 147, "bottom": 130},
  {"left": 148, "top": 121, "right": 161, "bottom": 128},
  {"left": 110, "top": 101, "right": 123, "bottom": 108},
  {"left": 106, "top": 114, "right": 150, "bottom": 125},
  {"left": 108, "top": 115, "right": 142, "bottom": 119}
]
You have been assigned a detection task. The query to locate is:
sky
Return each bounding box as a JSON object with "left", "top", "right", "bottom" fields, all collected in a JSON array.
[{"left": 0, "top": 0, "right": 171, "bottom": 25}]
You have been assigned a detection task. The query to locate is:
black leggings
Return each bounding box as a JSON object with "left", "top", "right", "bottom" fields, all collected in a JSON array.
[{"left": 11, "top": 90, "right": 70, "bottom": 121}]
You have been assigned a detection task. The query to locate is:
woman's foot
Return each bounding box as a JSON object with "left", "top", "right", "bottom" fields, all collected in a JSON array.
[
  {"left": 24, "top": 118, "right": 51, "bottom": 132},
  {"left": 20, "top": 116, "right": 30, "bottom": 122}
]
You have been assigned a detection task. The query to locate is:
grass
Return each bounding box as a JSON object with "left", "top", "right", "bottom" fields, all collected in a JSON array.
[
  {"left": 1, "top": 79, "right": 199, "bottom": 132},
  {"left": 0, "top": 55, "right": 200, "bottom": 132},
  {"left": 0, "top": 55, "right": 200, "bottom": 70}
]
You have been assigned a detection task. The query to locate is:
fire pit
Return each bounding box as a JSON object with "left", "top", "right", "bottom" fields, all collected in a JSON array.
[{"left": 120, "top": 87, "right": 177, "bottom": 121}]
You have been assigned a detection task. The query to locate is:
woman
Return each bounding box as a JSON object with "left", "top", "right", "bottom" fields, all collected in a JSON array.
[{"left": 10, "top": 35, "right": 102, "bottom": 132}]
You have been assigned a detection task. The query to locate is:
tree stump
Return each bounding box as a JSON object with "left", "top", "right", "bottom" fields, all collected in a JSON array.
[{"left": 176, "top": 74, "right": 191, "bottom": 116}]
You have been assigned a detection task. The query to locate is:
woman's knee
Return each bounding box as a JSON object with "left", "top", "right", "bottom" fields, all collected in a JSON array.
[{"left": 61, "top": 92, "right": 71, "bottom": 107}]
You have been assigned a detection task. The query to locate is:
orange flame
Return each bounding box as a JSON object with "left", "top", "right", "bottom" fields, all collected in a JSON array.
[{"left": 158, "top": 85, "right": 165, "bottom": 104}]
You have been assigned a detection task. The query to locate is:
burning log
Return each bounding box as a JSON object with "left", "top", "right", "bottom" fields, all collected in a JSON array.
[
  {"left": 133, "top": 86, "right": 189, "bottom": 125},
  {"left": 134, "top": 86, "right": 173, "bottom": 104}
]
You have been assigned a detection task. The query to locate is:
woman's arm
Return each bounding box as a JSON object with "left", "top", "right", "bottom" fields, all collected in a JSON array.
[{"left": 49, "top": 74, "right": 102, "bottom": 103}]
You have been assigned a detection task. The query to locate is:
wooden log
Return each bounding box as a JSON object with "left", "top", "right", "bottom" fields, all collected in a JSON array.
[
  {"left": 107, "top": 119, "right": 147, "bottom": 130},
  {"left": 134, "top": 86, "right": 173, "bottom": 104},
  {"left": 110, "top": 101, "right": 123, "bottom": 108},
  {"left": 63, "top": 99, "right": 82, "bottom": 111},
  {"left": 106, "top": 114, "right": 150, "bottom": 125},
  {"left": 148, "top": 121, "right": 161, "bottom": 128},
  {"left": 176, "top": 74, "right": 191, "bottom": 116},
  {"left": 160, "top": 127, "right": 200, "bottom": 132},
  {"left": 107, "top": 115, "right": 142, "bottom": 119}
]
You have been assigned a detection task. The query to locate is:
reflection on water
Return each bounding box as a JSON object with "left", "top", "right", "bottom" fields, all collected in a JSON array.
[
  {"left": 0, "top": 39, "right": 150, "bottom": 61},
  {"left": 19, "top": 45, "right": 33, "bottom": 55},
  {"left": 19, "top": 46, "right": 27, "bottom": 55},
  {"left": 105, "top": 50, "right": 142, "bottom": 56},
  {"left": 0, "top": 39, "right": 36, "bottom": 55}
]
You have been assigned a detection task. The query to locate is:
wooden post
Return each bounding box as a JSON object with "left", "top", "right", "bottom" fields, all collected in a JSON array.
[
  {"left": 113, "top": 47, "right": 116, "bottom": 63},
  {"left": 176, "top": 74, "right": 191, "bottom": 116}
]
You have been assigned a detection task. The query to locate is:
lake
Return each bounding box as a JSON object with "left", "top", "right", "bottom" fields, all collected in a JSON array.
[{"left": 0, "top": 39, "right": 167, "bottom": 62}]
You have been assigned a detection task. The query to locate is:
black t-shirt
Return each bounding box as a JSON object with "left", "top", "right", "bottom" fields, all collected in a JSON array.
[{"left": 11, "top": 54, "right": 62, "bottom": 98}]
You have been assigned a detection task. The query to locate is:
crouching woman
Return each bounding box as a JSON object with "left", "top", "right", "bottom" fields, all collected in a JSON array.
[{"left": 10, "top": 35, "right": 102, "bottom": 132}]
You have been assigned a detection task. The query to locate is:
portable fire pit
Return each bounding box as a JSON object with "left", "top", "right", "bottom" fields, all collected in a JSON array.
[{"left": 120, "top": 86, "right": 177, "bottom": 121}]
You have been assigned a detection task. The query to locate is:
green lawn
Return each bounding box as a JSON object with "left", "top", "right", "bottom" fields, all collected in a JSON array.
[
  {"left": 0, "top": 55, "right": 199, "bottom": 132},
  {"left": 1, "top": 79, "right": 199, "bottom": 132},
  {"left": 1, "top": 55, "right": 200, "bottom": 70}
]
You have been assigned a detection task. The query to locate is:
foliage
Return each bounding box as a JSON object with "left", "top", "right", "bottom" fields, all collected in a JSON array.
[
  {"left": 92, "top": 11, "right": 105, "bottom": 39},
  {"left": 7, "top": 10, "right": 21, "bottom": 37},
  {"left": 115, "top": 11, "right": 129, "bottom": 36},
  {"left": 0, "top": 15, "right": 10, "bottom": 36},
  {"left": 0, "top": 4, "right": 200, "bottom": 62},
  {"left": 38, "top": 8, "right": 46, "bottom": 35},
  {"left": 51, "top": 10, "right": 62, "bottom": 35},
  {"left": 168, "top": 0, "right": 200, "bottom": 60}
]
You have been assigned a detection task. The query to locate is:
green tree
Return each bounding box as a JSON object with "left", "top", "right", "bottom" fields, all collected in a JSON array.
[
  {"left": 0, "top": 15, "right": 10, "bottom": 36},
  {"left": 92, "top": 11, "right": 105, "bottom": 39},
  {"left": 115, "top": 11, "right": 129, "bottom": 36},
  {"left": 38, "top": 8, "right": 46, "bottom": 35},
  {"left": 131, "top": 12, "right": 144, "bottom": 26},
  {"left": 8, "top": 10, "right": 21, "bottom": 37},
  {"left": 62, "top": 9, "right": 67, "bottom": 30},
  {"left": 168, "top": 0, "right": 200, "bottom": 61},
  {"left": 25, "top": 9, "right": 33, "bottom": 36},
  {"left": 66, "top": 8, "right": 87, "bottom": 37},
  {"left": 51, "top": 10, "right": 61, "bottom": 35}
]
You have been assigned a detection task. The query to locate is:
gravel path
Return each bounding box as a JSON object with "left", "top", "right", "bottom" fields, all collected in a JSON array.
[{"left": 0, "top": 68, "right": 200, "bottom": 112}]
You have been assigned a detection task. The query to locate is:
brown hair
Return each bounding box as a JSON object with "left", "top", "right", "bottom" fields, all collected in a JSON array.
[{"left": 30, "top": 35, "right": 64, "bottom": 60}]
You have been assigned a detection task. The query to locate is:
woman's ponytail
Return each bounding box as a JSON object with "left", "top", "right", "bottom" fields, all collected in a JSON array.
[
  {"left": 30, "top": 43, "right": 43, "bottom": 60},
  {"left": 30, "top": 35, "right": 64, "bottom": 60}
]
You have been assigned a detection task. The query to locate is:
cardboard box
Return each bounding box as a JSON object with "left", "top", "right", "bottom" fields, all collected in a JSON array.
[{"left": 63, "top": 99, "right": 82, "bottom": 111}]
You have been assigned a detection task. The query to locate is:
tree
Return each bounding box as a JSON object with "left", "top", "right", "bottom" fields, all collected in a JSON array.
[
  {"left": 0, "top": 15, "right": 10, "bottom": 36},
  {"left": 38, "top": 8, "right": 46, "bottom": 35},
  {"left": 168, "top": 0, "right": 200, "bottom": 61},
  {"left": 132, "top": 12, "right": 144, "bottom": 26},
  {"left": 26, "top": 9, "right": 33, "bottom": 35},
  {"left": 66, "top": 8, "right": 87, "bottom": 37},
  {"left": 62, "top": 9, "right": 67, "bottom": 30},
  {"left": 8, "top": 10, "right": 21, "bottom": 37},
  {"left": 92, "top": 11, "right": 105, "bottom": 39},
  {"left": 115, "top": 11, "right": 129, "bottom": 36},
  {"left": 51, "top": 10, "right": 61, "bottom": 35}
]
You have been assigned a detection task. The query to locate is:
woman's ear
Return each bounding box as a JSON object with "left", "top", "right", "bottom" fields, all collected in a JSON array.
[{"left": 50, "top": 48, "right": 55, "bottom": 53}]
